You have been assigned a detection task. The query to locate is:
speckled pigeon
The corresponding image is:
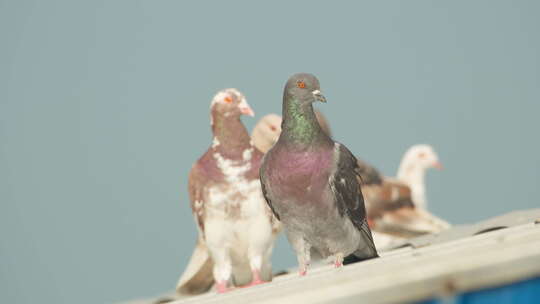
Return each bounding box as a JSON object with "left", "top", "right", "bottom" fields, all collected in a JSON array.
[
  {"left": 176, "top": 88, "right": 280, "bottom": 294},
  {"left": 260, "top": 73, "right": 378, "bottom": 275}
]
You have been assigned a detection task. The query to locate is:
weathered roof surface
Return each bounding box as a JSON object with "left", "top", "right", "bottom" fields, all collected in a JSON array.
[
  {"left": 122, "top": 209, "right": 540, "bottom": 304},
  {"left": 385, "top": 208, "right": 540, "bottom": 251}
]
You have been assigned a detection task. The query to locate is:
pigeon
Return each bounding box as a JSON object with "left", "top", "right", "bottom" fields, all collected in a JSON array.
[
  {"left": 176, "top": 88, "right": 280, "bottom": 294},
  {"left": 397, "top": 144, "right": 443, "bottom": 210},
  {"left": 362, "top": 180, "right": 448, "bottom": 240},
  {"left": 252, "top": 114, "right": 450, "bottom": 249},
  {"left": 394, "top": 144, "right": 450, "bottom": 229},
  {"left": 260, "top": 73, "right": 378, "bottom": 275}
]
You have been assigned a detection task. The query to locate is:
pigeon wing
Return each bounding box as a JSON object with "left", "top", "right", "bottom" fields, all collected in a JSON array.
[{"left": 331, "top": 143, "right": 377, "bottom": 254}]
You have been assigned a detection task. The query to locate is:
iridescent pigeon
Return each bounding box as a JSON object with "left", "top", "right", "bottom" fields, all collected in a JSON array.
[
  {"left": 176, "top": 89, "right": 280, "bottom": 294},
  {"left": 252, "top": 113, "right": 450, "bottom": 250},
  {"left": 260, "top": 73, "right": 378, "bottom": 275}
]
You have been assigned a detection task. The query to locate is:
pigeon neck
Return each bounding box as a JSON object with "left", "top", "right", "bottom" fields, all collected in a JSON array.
[
  {"left": 397, "top": 161, "right": 427, "bottom": 209},
  {"left": 281, "top": 96, "right": 326, "bottom": 146},
  {"left": 211, "top": 112, "right": 252, "bottom": 153}
]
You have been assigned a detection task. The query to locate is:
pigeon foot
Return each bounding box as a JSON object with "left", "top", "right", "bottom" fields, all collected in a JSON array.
[
  {"left": 239, "top": 270, "right": 268, "bottom": 288},
  {"left": 216, "top": 281, "right": 232, "bottom": 293}
]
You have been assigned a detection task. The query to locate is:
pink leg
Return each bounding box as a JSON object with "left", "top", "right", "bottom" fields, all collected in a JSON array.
[
  {"left": 240, "top": 269, "right": 267, "bottom": 287},
  {"left": 216, "top": 280, "right": 231, "bottom": 293},
  {"left": 250, "top": 269, "right": 265, "bottom": 285},
  {"left": 334, "top": 253, "right": 344, "bottom": 268},
  {"left": 298, "top": 258, "right": 311, "bottom": 276},
  {"left": 290, "top": 235, "right": 311, "bottom": 277}
]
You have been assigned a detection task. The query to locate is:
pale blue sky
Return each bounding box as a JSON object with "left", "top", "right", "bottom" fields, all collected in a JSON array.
[{"left": 1, "top": 1, "right": 539, "bottom": 303}]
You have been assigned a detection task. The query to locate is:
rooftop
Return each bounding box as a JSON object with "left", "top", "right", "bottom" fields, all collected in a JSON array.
[{"left": 123, "top": 209, "right": 540, "bottom": 304}]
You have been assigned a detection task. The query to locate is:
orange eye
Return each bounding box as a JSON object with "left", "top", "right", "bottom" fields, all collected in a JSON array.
[
  {"left": 418, "top": 152, "right": 426, "bottom": 159},
  {"left": 270, "top": 125, "right": 277, "bottom": 131},
  {"left": 297, "top": 81, "right": 306, "bottom": 89},
  {"left": 224, "top": 96, "right": 233, "bottom": 103}
]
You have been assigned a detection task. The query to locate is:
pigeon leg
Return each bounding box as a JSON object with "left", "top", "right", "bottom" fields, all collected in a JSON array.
[
  {"left": 216, "top": 280, "right": 230, "bottom": 293},
  {"left": 205, "top": 218, "right": 235, "bottom": 293},
  {"left": 250, "top": 269, "right": 264, "bottom": 285},
  {"left": 249, "top": 255, "right": 266, "bottom": 285},
  {"left": 241, "top": 215, "right": 274, "bottom": 287},
  {"left": 334, "top": 252, "right": 344, "bottom": 268},
  {"left": 210, "top": 249, "right": 232, "bottom": 293},
  {"left": 237, "top": 255, "right": 267, "bottom": 287},
  {"left": 240, "top": 269, "right": 266, "bottom": 287},
  {"left": 287, "top": 233, "right": 311, "bottom": 276},
  {"left": 297, "top": 248, "right": 311, "bottom": 276}
]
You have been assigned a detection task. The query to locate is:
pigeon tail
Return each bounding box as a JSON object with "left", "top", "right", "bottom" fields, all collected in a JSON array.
[
  {"left": 374, "top": 207, "right": 451, "bottom": 238},
  {"left": 344, "top": 225, "right": 379, "bottom": 266},
  {"left": 416, "top": 208, "right": 452, "bottom": 230},
  {"left": 176, "top": 239, "right": 214, "bottom": 295},
  {"left": 343, "top": 251, "right": 379, "bottom": 265}
]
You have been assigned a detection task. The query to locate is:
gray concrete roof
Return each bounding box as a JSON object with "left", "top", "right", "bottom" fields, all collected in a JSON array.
[{"left": 123, "top": 209, "right": 540, "bottom": 304}]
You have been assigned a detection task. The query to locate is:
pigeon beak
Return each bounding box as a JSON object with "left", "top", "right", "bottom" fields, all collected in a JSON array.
[
  {"left": 433, "top": 161, "right": 443, "bottom": 170},
  {"left": 238, "top": 98, "right": 255, "bottom": 117},
  {"left": 312, "top": 90, "right": 327, "bottom": 103}
]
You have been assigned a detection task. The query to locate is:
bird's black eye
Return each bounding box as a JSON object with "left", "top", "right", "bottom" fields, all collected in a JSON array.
[{"left": 296, "top": 81, "right": 306, "bottom": 89}]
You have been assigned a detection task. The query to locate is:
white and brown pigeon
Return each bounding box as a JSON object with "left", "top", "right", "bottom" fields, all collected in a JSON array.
[
  {"left": 394, "top": 144, "right": 451, "bottom": 229},
  {"left": 252, "top": 114, "right": 450, "bottom": 249},
  {"left": 360, "top": 166, "right": 450, "bottom": 247},
  {"left": 397, "top": 144, "right": 443, "bottom": 210},
  {"left": 260, "top": 73, "right": 378, "bottom": 276},
  {"left": 176, "top": 88, "right": 280, "bottom": 294}
]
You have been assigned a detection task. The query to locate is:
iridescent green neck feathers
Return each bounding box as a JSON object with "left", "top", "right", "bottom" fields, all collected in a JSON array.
[{"left": 281, "top": 96, "right": 324, "bottom": 146}]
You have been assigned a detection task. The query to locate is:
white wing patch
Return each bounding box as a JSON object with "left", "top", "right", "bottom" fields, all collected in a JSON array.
[
  {"left": 328, "top": 142, "right": 341, "bottom": 185},
  {"left": 209, "top": 150, "right": 267, "bottom": 217},
  {"left": 213, "top": 151, "right": 251, "bottom": 183},
  {"left": 212, "top": 137, "right": 220, "bottom": 148},
  {"left": 242, "top": 147, "right": 253, "bottom": 161}
]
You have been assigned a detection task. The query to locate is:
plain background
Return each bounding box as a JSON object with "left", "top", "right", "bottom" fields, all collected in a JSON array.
[{"left": 1, "top": 1, "right": 539, "bottom": 303}]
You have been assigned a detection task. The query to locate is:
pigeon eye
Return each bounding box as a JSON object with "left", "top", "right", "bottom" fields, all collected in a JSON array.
[
  {"left": 418, "top": 152, "right": 426, "bottom": 159},
  {"left": 270, "top": 125, "right": 277, "bottom": 131},
  {"left": 296, "top": 81, "right": 306, "bottom": 89},
  {"left": 224, "top": 96, "right": 233, "bottom": 103}
]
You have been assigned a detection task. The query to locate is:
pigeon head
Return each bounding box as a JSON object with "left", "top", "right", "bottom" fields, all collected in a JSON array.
[
  {"left": 251, "top": 114, "right": 282, "bottom": 153},
  {"left": 284, "top": 73, "right": 326, "bottom": 105},
  {"left": 209, "top": 88, "right": 254, "bottom": 151},
  {"left": 259, "top": 114, "right": 283, "bottom": 135},
  {"left": 210, "top": 88, "right": 254, "bottom": 118},
  {"left": 404, "top": 144, "right": 443, "bottom": 170}
]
